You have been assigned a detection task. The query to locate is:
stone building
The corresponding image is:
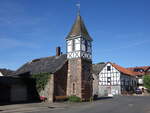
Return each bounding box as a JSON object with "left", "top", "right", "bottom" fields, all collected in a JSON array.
[
  {"left": 66, "top": 14, "right": 93, "bottom": 101},
  {"left": 14, "top": 51, "right": 68, "bottom": 102},
  {"left": 12, "top": 13, "right": 93, "bottom": 102},
  {"left": 0, "top": 12, "right": 94, "bottom": 103}
]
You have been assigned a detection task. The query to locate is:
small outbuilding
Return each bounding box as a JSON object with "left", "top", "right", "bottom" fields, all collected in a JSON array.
[
  {"left": 14, "top": 53, "right": 68, "bottom": 102},
  {"left": 0, "top": 76, "right": 32, "bottom": 103}
]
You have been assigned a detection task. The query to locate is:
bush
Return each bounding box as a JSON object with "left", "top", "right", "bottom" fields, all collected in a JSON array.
[
  {"left": 144, "top": 75, "right": 150, "bottom": 90},
  {"left": 68, "top": 96, "right": 81, "bottom": 102}
]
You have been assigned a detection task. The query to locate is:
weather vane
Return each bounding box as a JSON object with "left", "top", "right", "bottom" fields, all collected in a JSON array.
[{"left": 76, "top": 1, "right": 80, "bottom": 15}]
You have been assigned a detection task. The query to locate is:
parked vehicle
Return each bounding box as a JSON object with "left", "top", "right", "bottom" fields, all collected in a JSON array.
[
  {"left": 135, "top": 88, "right": 142, "bottom": 94},
  {"left": 108, "top": 94, "right": 113, "bottom": 97}
]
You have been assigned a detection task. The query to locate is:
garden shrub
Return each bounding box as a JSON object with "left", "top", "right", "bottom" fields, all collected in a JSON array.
[
  {"left": 144, "top": 75, "right": 150, "bottom": 90},
  {"left": 68, "top": 95, "right": 81, "bottom": 102}
]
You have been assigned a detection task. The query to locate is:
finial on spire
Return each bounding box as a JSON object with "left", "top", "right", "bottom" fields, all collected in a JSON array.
[{"left": 76, "top": 1, "right": 80, "bottom": 15}]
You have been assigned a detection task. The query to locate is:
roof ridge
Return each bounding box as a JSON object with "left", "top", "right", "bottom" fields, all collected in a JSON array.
[
  {"left": 127, "top": 66, "right": 150, "bottom": 68},
  {"left": 28, "top": 54, "right": 66, "bottom": 63},
  {"left": 14, "top": 54, "right": 67, "bottom": 75}
]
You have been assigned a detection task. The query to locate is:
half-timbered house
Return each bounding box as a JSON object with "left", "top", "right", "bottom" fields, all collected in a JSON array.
[{"left": 93, "top": 62, "right": 137, "bottom": 96}]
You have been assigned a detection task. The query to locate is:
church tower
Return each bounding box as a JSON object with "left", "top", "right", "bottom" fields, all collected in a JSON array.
[{"left": 66, "top": 13, "right": 93, "bottom": 101}]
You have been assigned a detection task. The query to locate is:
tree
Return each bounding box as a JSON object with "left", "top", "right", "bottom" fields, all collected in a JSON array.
[{"left": 144, "top": 75, "right": 150, "bottom": 90}]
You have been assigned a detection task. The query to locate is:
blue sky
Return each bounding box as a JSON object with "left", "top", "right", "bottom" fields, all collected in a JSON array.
[{"left": 0, "top": 0, "right": 149, "bottom": 70}]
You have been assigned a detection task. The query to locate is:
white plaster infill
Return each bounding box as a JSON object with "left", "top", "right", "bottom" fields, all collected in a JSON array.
[{"left": 0, "top": 72, "right": 3, "bottom": 76}]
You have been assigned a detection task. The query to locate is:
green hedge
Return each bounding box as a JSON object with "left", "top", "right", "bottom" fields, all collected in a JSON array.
[
  {"left": 68, "top": 96, "right": 81, "bottom": 102},
  {"left": 31, "top": 73, "right": 51, "bottom": 92},
  {"left": 144, "top": 75, "right": 150, "bottom": 90}
]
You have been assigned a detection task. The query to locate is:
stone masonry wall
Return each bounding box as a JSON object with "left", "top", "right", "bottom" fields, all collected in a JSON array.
[
  {"left": 92, "top": 74, "right": 99, "bottom": 96},
  {"left": 81, "top": 59, "right": 93, "bottom": 100},
  {"left": 54, "top": 61, "right": 68, "bottom": 97},
  {"left": 40, "top": 75, "right": 54, "bottom": 102},
  {"left": 67, "top": 58, "right": 93, "bottom": 100},
  {"left": 67, "top": 59, "right": 82, "bottom": 98}
]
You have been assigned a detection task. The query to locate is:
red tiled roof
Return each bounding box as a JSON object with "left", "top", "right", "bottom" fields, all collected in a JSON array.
[
  {"left": 106, "top": 62, "right": 150, "bottom": 76},
  {"left": 126, "top": 66, "right": 150, "bottom": 76},
  {"left": 127, "top": 66, "right": 150, "bottom": 71},
  {"left": 110, "top": 63, "right": 135, "bottom": 76}
]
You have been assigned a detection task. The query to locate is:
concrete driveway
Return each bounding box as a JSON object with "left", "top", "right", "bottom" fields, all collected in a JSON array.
[{"left": 0, "top": 96, "right": 150, "bottom": 113}]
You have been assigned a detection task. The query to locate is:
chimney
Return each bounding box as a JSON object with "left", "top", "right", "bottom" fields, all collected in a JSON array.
[{"left": 56, "top": 46, "right": 61, "bottom": 56}]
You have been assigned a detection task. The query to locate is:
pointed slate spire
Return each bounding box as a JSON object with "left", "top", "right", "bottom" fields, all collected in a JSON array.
[{"left": 66, "top": 14, "right": 93, "bottom": 41}]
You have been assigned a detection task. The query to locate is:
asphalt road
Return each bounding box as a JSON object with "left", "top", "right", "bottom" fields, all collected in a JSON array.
[
  {"left": 1, "top": 96, "right": 150, "bottom": 113},
  {"left": 35, "top": 96, "right": 150, "bottom": 113}
]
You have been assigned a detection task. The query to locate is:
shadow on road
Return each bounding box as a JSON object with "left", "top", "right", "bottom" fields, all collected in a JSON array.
[{"left": 94, "top": 97, "right": 113, "bottom": 101}]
